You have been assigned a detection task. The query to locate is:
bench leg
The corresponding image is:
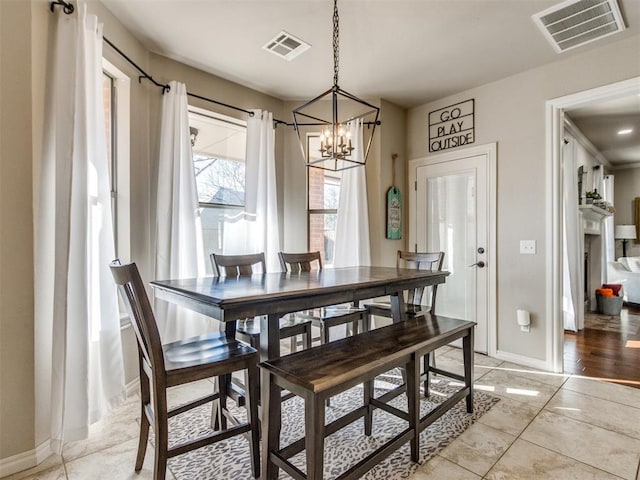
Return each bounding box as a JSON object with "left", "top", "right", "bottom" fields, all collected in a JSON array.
[
  {"left": 364, "top": 377, "right": 373, "bottom": 436},
  {"left": 406, "top": 353, "right": 420, "bottom": 463},
  {"left": 262, "top": 371, "right": 282, "bottom": 480},
  {"left": 305, "top": 392, "right": 326, "bottom": 480},
  {"left": 463, "top": 328, "right": 474, "bottom": 413}
]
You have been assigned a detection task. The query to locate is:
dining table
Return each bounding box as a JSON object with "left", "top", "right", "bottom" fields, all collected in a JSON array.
[{"left": 150, "top": 265, "right": 449, "bottom": 477}]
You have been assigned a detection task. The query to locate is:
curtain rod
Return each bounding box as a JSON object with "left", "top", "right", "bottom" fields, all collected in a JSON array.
[{"left": 49, "top": 0, "right": 381, "bottom": 129}]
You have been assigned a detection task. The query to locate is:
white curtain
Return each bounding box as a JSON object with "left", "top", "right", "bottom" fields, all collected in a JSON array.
[
  {"left": 602, "top": 175, "right": 615, "bottom": 281},
  {"left": 334, "top": 120, "right": 371, "bottom": 268},
  {"left": 562, "top": 138, "right": 583, "bottom": 332},
  {"left": 154, "top": 81, "right": 209, "bottom": 342},
  {"left": 35, "top": 5, "right": 125, "bottom": 453},
  {"left": 222, "top": 109, "right": 280, "bottom": 272}
]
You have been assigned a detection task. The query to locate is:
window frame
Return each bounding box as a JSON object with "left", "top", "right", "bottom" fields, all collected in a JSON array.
[
  {"left": 103, "top": 58, "right": 131, "bottom": 326},
  {"left": 306, "top": 134, "right": 341, "bottom": 264},
  {"left": 189, "top": 106, "right": 247, "bottom": 211}
]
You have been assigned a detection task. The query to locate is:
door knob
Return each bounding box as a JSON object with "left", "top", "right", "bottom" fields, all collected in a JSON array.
[{"left": 469, "top": 261, "right": 485, "bottom": 268}]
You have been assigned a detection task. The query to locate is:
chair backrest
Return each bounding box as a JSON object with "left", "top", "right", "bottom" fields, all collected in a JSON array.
[
  {"left": 109, "top": 261, "right": 165, "bottom": 377},
  {"left": 278, "top": 251, "right": 323, "bottom": 273},
  {"left": 396, "top": 250, "right": 445, "bottom": 313},
  {"left": 210, "top": 252, "right": 266, "bottom": 277}
]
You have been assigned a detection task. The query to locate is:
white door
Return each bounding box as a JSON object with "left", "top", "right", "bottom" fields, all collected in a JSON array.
[{"left": 414, "top": 152, "right": 491, "bottom": 353}]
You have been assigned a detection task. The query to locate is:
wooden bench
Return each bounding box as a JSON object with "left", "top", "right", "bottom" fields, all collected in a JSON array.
[{"left": 259, "top": 314, "right": 475, "bottom": 480}]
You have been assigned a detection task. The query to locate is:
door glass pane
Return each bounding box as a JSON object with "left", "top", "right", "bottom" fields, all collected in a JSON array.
[{"left": 426, "top": 171, "right": 476, "bottom": 320}]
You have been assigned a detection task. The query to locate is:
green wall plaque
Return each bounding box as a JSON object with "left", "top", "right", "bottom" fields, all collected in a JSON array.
[{"left": 386, "top": 187, "right": 402, "bottom": 239}]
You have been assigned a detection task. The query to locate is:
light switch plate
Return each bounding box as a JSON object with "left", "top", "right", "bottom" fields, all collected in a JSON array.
[{"left": 520, "top": 240, "right": 536, "bottom": 254}]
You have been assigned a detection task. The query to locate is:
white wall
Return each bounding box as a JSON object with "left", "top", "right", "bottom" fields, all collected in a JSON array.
[
  {"left": 614, "top": 166, "right": 640, "bottom": 258},
  {"left": 0, "top": 0, "right": 36, "bottom": 461},
  {"left": 407, "top": 34, "right": 640, "bottom": 363}
]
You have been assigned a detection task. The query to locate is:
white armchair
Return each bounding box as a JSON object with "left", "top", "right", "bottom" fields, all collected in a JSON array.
[{"left": 607, "top": 257, "right": 640, "bottom": 304}]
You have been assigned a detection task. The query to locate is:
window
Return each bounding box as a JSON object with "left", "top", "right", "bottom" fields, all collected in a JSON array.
[
  {"left": 102, "top": 60, "right": 131, "bottom": 262},
  {"left": 103, "top": 71, "right": 117, "bottom": 249},
  {"left": 103, "top": 59, "right": 131, "bottom": 325},
  {"left": 189, "top": 107, "right": 247, "bottom": 268},
  {"left": 307, "top": 135, "right": 342, "bottom": 266}
]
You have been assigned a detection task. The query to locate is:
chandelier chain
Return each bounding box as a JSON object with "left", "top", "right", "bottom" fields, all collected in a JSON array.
[{"left": 333, "top": 0, "right": 339, "bottom": 87}]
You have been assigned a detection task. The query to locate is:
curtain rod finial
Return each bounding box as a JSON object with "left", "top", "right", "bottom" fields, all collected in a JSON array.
[{"left": 50, "top": 0, "right": 74, "bottom": 14}]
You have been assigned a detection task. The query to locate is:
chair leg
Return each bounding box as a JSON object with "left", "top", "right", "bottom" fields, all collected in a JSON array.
[
  {"left": 303, "top": 324, "right": 312, "bottom": 350},
  {"left": 136, "top": 409, "right": 150, "bottom": 471},
  {"left": 321, "top": 323, "right": 329, "bottom": 345},
  {"left": 217, "top": 375, "right": 228, "bottom": 430},
  {"left": 153, "top": 391, "right": 169, "bottom": 480},
  {"left": 245, "top": 361, "right": 261, "bottom": 478},
  {"left": 135, "top": 368, "right": 151, "bottom": 471},
  {"left": 423, "top": 353, "right": 431, "bottom": 398},
  {"left": 321, "top": 323, "right": 331, "bottom": 407}
]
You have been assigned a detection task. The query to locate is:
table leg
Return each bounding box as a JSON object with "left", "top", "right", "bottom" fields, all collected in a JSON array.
[
  {"left": 390, "top": 290, "right": 408, "bottom": 385},
  {"left": 362, "top": 309, "right": 373, "bottom": 436},
  {"left": 260, "top": 313, "right": 282, "bottom": 480},
  {"left": 389, "top": 290, "right": 407, "bottom": 323},
  {"left": 463, "top": 328, "right": 474, "bottom": 413}
]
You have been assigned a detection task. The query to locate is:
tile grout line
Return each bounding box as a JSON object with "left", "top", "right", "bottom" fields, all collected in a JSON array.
[
  {"left": 478, "top": 373, "right": 570, "bottom": 478},
  {"left": 503, "top": 377, "right": 637, "bottom": 479}
]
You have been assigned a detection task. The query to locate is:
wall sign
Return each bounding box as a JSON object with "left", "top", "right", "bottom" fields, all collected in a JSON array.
[
  {"left": 428, "top": 99, "right": 475, "bottom": 152},
  {"left": 386, "top": 187, "right": 402, "bottom": 239},
  {"left": 386, "top": 153, "right": 402, "bottom": 239}
]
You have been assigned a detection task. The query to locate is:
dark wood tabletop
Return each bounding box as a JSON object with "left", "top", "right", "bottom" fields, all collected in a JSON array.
[{"left": 151, "top": 266, "right": 449, "bottom": 324}]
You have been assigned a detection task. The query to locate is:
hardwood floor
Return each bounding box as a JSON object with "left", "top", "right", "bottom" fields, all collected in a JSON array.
[{"left": 564, "top": 304, "right": 640, "bottom": 389}]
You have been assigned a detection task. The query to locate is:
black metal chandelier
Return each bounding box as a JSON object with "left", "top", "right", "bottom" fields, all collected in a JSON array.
[{"left": 292, "top": 0, "right": 380, "bottom": 171}]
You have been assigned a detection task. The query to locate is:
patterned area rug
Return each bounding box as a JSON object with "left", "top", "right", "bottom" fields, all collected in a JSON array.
[{"left": 164, "top": 374, "right": 499, "bottom": 479}]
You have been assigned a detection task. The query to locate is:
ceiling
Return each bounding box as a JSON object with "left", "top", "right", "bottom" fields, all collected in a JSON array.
[
  {"left": 567, "top": 93, "right": 640, "bottom": 167},
  {"left": 99, "top": 0, "right": 640, "bottom": 166}
]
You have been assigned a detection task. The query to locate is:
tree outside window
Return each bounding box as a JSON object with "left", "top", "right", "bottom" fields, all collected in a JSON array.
[{"left": 189, "top": 108, "right": 247, "bottom": 270}]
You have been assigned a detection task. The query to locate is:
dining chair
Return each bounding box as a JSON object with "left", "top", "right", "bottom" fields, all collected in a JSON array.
[
  {"left": 110, "top": 261, "right": 260, "bottom": 480},
  {"left": 278, "top": 251, "right": 368, "bottom": 345},
  {"left": 210, "top": 252, "right": 313, "bottom": 353},
  {"left": 367, "top": 251, "right": 445, "bottom": 319},
  {"left": 366, "top": 250, "right": 445, "bottom": 393}
]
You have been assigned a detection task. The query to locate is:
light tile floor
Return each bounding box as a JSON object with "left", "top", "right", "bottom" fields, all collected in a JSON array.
[{"left": 4, "top": 346, "right": 640, "bottom": 480}]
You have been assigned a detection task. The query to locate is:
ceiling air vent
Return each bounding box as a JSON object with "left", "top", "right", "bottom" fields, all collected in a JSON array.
[
  {"left": 533, "top": 0, "right": 625, "bottom": 53},
  {"left": 263, "top": 31, "right": 310, "bottom": 61}
]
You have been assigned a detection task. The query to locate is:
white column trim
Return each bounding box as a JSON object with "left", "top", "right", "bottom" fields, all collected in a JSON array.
[{"left": 545, "top": 76, "right": 640, "bottom": 373}]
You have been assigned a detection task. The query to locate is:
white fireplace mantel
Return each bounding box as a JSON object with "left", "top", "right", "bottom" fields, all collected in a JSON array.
[{"left": 579, "top": 205, "right": 612, "bottom": 235}]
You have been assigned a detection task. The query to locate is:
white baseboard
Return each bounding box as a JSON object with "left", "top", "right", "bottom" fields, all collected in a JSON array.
[
  {"left": 125, "top": 378, "right": 139, "bottom": 398},
  {"left": 1, "top": 378, "right": 139, "bottom": 478},
  {"left": 495, "top": 350, "right": 552, "bottom": 372},
  {"left": 0, "top": 440, "right": 51, "bottom": 478}
]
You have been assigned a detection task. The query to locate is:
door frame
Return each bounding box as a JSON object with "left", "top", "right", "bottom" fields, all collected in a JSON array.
[
  {"left": 408, "top": 142, "right": 497, "bottom": 357},
  {"left": 546, "top": 77, "right": 640, "bottom": 373}
]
